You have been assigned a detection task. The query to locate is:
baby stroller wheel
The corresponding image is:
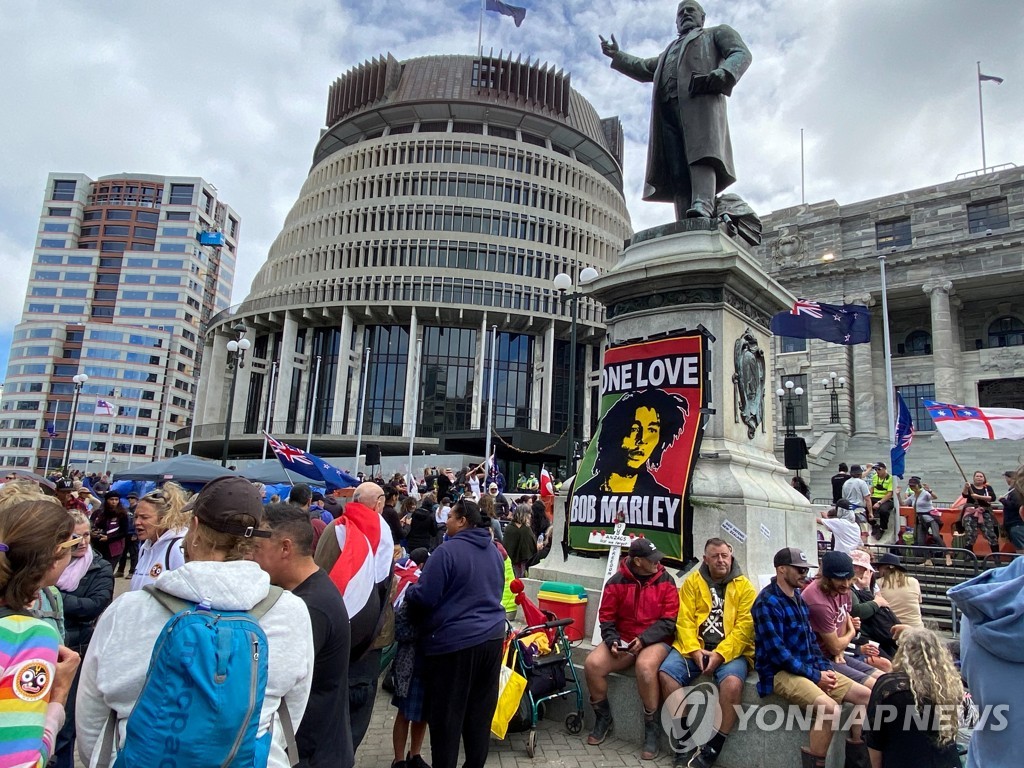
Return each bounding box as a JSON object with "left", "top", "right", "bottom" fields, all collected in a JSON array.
[
  {"left": 526, "top": 729, "right": 537, "bottom": 758},
  {"left": 565, "top": 713, "right": 583, "bottom": 734}
]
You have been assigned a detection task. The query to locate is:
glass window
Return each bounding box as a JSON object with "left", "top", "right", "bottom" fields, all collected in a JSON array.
[
  {"left": 779, "top": 336, "right": 807, "bottom": 353},
  {"left": 48, "top": 207, "right": 72, "bottom": 217},
  {"left": 130, "top": 242, "right": 155, "bottom": 251},
  {"left": 134, "top": 226, "right": 157, "bottom": 239},
  {"left": 82, "top": 210, "right": 101, "bottom": 221},
  {"left": 896, "top": 384, "right": 936, "bottom": 431},
  {"left": 150, "top": 308, "right": 177, "bottom": 318},
  {"left": 126, "top": 257, "right": 153, "bottom": 267},
  {"left": 40, "top": 239, "right": 66, "bottom": 248},
  {"left": 80, "top": 225, "right": 100, "bottom": 236},
  {"left": 29, "top": 329, "right": 53, "bottom": 339},
  {"left": 62, "top": 271, "right": 91, "bottom": 281},
  {"left": 124, "top": 274, "right": 151, "bottom": 284},
  {"left": 35, "top": 270, "right": 61, "bottom": 280},
  {"left": 28, "top": 304, "right": 54, "bottom": 313},
  {"left": 152, "top": 292, "right": 179, "bottom": 301},
  {"left": 161, "top": 227, "right": 190, "bottom": 236},
  {"left": 875, "top": 218, "right": 911, "bottom": 249},
  {"left": 360, "top": 325, "right": 410, "bottom": 437},
  {"left": 59, "top": 305, "right": 84, "bottom": 314},
  {"left": 105, "top": 210, "right": 131, "bottom": 220},
  {"left": 159, "top": 243, "right": 187, "bottom": 252},
  {"left": 52, "top": 180, "right": 77, "bottom": 201},
  {"left": 136, "top": 211, "right": 160, "bottom": 223},
  {"left": 62, "top": 288, "right": 88, "bottom": 298},
  {"left": 31, "top": 287, "right": 58, "bottom": 297},
  {"left": 779, "top": 374, "right": 809, "bottom": 426},
  {"left": 157, "top": 259, "right": 184, "bottom": 269},
  {"left": 168, "top": 184, "right": 195, "bottom": 205},
  {"left": 967, "top": 199, "right": 1010, "bottom": 234},
  {"left": 91, "top": 306, "right": 114, "bottom": 318},
  {"left": 154, "top": 275, "right": 181, "bottom": 285},
  {"left": 100, "top": 241, "right": 127, "bottom": 252},
  {"left": 417, "top": 327, "right": 477, "bottom": 435},
  {"left": 95, "top": 273, "right": 119, "bottom": 285},
  {"left": 66, "top": 255, "right": 94, "bottom": 265},
  {"left": 988, "top": 316, "right": 1024, "bottom": 348},
  {"left": 119, "top": 307, "right": 146, "bottom": 317},
  {"left": 121, "top": 290, "right": 148, "bottom": 300},
  {"left": 165, "top": 211, "right": 191, "bottom": 221},
  {"left": 103, "top": 225, "right": 130, "bottom": 235},
  {"left": 901, "top": 330, "right": 931, "bottom": 356},
  {"left": 37, "top": 254, "right": 63, "bottom": 265},
  {"left": 43, "top": 223, "right": 69, "bottom": 232},
  {"left": 481, "top": 332, "right": 535, "bottom": 429}
]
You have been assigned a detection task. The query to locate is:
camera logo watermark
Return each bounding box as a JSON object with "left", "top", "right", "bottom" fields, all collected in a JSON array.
[{"left": 661, "top": 683, "right": 721, "bottom": 753}]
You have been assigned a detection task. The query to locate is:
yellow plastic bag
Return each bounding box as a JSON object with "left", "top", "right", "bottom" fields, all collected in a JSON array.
[
  {"left": 490, "top": 643, "right": 528, "bottom": 739},
  {"left": 517, "top": 630, "right": 551, "bottom": 656}
]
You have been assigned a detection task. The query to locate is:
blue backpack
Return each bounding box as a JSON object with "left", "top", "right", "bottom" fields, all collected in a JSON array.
[{"left": 98, "top": 585, "right": 298, "bottom": 768}]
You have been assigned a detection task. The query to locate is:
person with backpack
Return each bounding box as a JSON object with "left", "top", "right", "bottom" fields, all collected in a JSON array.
[
  {"left": 76, "top": 476, "right": 315, "bottom": 768},
  {"left": 129, "top": 483, "right": 190, "bottom": 590}
]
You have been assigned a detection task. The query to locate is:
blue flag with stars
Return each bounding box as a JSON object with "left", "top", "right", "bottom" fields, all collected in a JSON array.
[
  {"left": 264, "top": 432, "right": 358, "bottom": 491},
  {"left": 890, "top": 393, "right": 914, "bottom": 478},
  {"left": 770, "top": 300, "right": 871, "bottom": 345}
]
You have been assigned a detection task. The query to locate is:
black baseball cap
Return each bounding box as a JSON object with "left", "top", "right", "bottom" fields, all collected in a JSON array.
[
  {"left": 773, "top": 547, "right": 814, "bottom": 568},
  {"left": 55, "top": 477, "right": 76, "bottom": 492},
  {"left": 821, "top": 551, "right": 855, "bottom": 579},
  {"left": 873, "top": 462, "right": 886, "bottom": 470},
  {"left": 875, "top": 552, "right": 906, "bottom": 571},
  {"left": 183, "top": 476, "right": 271, "bottom": 539},
  {"left": 628, "top": 538, "right": 663, "bottom": 561}
]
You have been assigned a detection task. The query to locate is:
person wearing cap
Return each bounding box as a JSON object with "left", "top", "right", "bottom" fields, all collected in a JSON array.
[
  {"left": 54, "top": 478, "right": 89, "bottom": 514},
  {"left": 76, "top": 476, "right": 315, "bottom": 768},
  {"left": 869, "top": 463, "right": 895, "bottom": 539},
  {"left": 584, "top": 537, "right": 679, "bottom": 760},
  {"left": 999, "top": 467, "right": 1024, "bottom": 554},
  {"left": 849, "top": 550, "right": 901, "bottom": 659},
  {"left": 658, "top": 538, "right": 755, "bottom": 768},
  {"left": 752, "top": 547, "right": 871, "bottom": 768},
  {"left": 875, "top": 553, "right": 923, "bottom": 629},
  {"left": 817, "top": 502, "right": 862, "bottom": 554},
  {"left": 802, "top": 551, "right": 883, "bottom": 690}
]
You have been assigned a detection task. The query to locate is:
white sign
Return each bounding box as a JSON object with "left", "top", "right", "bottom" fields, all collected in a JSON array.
[
  {"left": 592, "top": 522, "right": 628, "bottom": 645},
  {"left": 588, "top": 531, "right": 634, "bottom": 547},
  {"left": 721, "top": 519, "right": 747, "bottom": 544},
  {"left": 759, "top": 524, "right": 771, "bottom": 540}
]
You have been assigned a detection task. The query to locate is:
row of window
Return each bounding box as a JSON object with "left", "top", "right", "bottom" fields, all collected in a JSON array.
[
  {"left": 874, "top": 198, "right": 1010, "bottom": 250},
  {"left": 33, "top": 261, "right": 185, "bottom": 280},
  {"left": 780, "top": 316, "right": 1024, "bottom": 355}
]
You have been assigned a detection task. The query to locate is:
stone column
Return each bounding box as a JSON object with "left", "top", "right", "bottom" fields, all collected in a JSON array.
[
  {"left": 346, "top": 323, "right": 366, "bottom": 433},
  {"left": 581, "top": 343, "right": 595, "bottom": 442},
  {"left": 274, "top": 313, "right": 298, "bottom": 424},
  {"left": 848, "top": 294, "right": 877, "bottom": 435},
  {"left": 197, "top": 335, "right": 223, "bottom": 424},
  {"left": 471, "top": 314, "right": 488, "bottom": 429},
  {"left": 540, "top": 321, "right": 555, "bottom": 432},
  {"left": 333, "top": 308, "right": 354, "bottom": 431},
  {"left": 402, "top": 309, "right": 419, "bottom": 438},
  {"left": 923, "top": 281, "right": 957, "bottom": 403}
]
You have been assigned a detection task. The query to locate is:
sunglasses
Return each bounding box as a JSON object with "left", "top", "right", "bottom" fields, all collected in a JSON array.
[
  {"left": 789, "top": 565, "right": 810, "bottom": 575},
  {"left": 142, "top": 491, "right": 165, "bottom": 502},
  {"left": 57, "top": 533, "right": 85, "bottom": 552}
]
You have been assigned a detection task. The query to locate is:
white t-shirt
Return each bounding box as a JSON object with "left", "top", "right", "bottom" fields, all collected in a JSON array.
[
  {"left": 819, "top": 517, "right": 863, "bottom": 554},
  {"left": 841, "top": 477, "right": 871, "bottom": 508},
  {"left": 468, "top": 476, "right": 481, "bottom": 499}
]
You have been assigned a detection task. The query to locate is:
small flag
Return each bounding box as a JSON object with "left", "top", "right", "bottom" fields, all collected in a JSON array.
[
  {"left": 264, "top": 432, "right": 358, "bottom": 491},
  {"left": 770, "top": 300, "right": 871, "bottom": 345},
  {"left": 979, "top": 72, "right": 1004, "bottom": 84},
  {"left": 96, "top": 399, "right": 115, "bottom": 417},
  {"left": 890, "top": 393, "right": 914, "bottom": 479},
  {"left": 539, "top": 466, "right": 554, "bottom": 498},
  {"left": 486, "top": 0, "right": 527, "bottom": 27},
  {"left": 924, "top": 401, "right": 1024, "bottom": 442}
]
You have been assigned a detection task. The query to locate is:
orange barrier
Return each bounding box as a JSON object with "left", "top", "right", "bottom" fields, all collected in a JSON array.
[{"left": 899, "top": 506, "right": 1015, "bottom": 555}]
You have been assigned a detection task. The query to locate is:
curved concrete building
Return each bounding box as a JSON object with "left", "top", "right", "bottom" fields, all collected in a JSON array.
[{"left": 186, "top": 53, "right": 632, "bottom": 471}]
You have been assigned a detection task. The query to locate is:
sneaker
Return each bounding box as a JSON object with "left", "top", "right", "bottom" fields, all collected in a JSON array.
[
  {"left": 688, "top": 744, "right": 721, "bottom": 768},
  {"left": 407, "top": 754, "right": 430, "bottom": 768},
  {"left": 391, "top": 760, "right": 407, "bottom": 768}
]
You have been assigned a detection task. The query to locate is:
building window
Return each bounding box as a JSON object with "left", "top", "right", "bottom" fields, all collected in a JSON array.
[
  {"left": 418, "top": 327, "right": 477, "bottom": 436},
  {"left": 165, "top": 211, "right": 191, "bottom": 221},
  {"left": 362, "top": 325, "right": 409, "bottom": 437},
  {"left": 779, "top": 374, "right": 809, "bottom": 426},
  {"left": 103, "top": 225, "right": 130, "bottom": 236},
  {"left": 168, "top": 184, "right": 195, "bottom": 205},
  {"left": 875, "top": 217, "right": 911, "bottom": 249},
  {"left": 40, "top": 239, "right": 66, "bottom": 248},
  {"left": 43, "top": 223, "right": 69, "bottom": 232},
  {"left": 896, "top": 383, "right": 936, "bottom": 431},
  {"left": 967, "top": 199, "right": 1009, "bottom": 234},
  {"left": 899, "top": 330, "right": 931, "bottom": 356},
  {"left": 48, "top": 207, "right": 72, "bottom": 217},
  {"left": 106, "top": 210, "right": 132, "bottom": 220},
  {"left": 988, "top": 316, "right": 1024, "bottom": 348},
  {"left": 779, "top": 336, "right": 807, "bottom": 353},
  {"left": 482, "top": 332, "right": 534, "bottom": 429},
  {"left": 52, "top": 180, "right": 77, "bottom": 201}
]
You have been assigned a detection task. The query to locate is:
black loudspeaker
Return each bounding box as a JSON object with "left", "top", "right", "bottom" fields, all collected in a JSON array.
[
  {"left": 364, "top": 444, "right": 381, "bottom": 466},
  {"left": 784, "top": 437, "right": 808, "bottom": 470}
]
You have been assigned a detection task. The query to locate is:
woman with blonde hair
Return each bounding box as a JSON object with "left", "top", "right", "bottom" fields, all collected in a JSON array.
[
  {"left": 875, "top": 552, "right": 924, "bottom": 629},
  {"left": 865, "top": 628, "right": 962, "bottom": 767},
  {"left": 129, "top": 483, "right": 191, "bottom": 590}
]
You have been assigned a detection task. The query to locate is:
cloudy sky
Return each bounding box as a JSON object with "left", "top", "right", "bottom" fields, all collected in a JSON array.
[{"left": 1, "top": 0, "right": 1020, "bottom": 378}]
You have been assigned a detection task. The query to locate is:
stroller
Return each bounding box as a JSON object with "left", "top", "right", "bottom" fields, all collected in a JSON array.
[{"left": 502, "top": 580, "right": 585, "bottom": 757}]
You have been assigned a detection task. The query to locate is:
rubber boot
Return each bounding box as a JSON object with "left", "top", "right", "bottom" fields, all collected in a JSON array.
[
  {"left": 587, "top": 699, "right": 613, "bottom": 745},
  {"left": 800, "top": 748, "right": 827, "bottom": 768},
  {"left": 844, "top": 739, "right": 870, "bottom": 768},
  {"left": 641, "top": 712, "right": 660, "bottom": 760}
]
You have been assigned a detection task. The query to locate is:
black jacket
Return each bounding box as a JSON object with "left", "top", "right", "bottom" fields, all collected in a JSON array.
[
  {"left": 60, "top": 555, "right": 115, "bottom": 653},
  {"left": 406, "top": 505, "right": 438, "bottom": 551}
]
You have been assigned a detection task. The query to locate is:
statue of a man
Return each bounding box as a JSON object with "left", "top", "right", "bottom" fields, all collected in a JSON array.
[{"left": 601, "top": 1, "right": 752, "bottom": 220}]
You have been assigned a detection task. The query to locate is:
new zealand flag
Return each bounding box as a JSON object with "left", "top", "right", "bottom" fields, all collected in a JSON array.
[
  {"left": 770, "top": 300, "right": 871, "bottom": 345},
  {"left": 264, "top": 432, "right": 358, "bottom": 491},
  {"left": 890, "top": 393, "right": 914, "bottom": 479}
]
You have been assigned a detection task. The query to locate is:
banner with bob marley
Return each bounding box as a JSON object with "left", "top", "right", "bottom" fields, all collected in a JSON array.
[{"left": 568, "top": 331, "right": 707, "bottom": 563}]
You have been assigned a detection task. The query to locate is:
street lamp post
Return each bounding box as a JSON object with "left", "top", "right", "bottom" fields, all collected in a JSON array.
[
  {"left": 775, "top": 379, "right": 804, "bottom": 438},
  {"left": 553, "top": 267, "right": 599, "bottom": 478},
  {"left": 221, "top": 322, "right": 251, "bottom": 467},
  {"left": 821, "top": 371, "right": 846, "bottom": 424},
  {"left": 60, "top": 373, "right": 89, "bottom": 471}
]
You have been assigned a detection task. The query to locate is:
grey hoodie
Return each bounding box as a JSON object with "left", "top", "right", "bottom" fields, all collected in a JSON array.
[
  {"left": 947, "top": 556, "right": 1024, "bottom": 768},
  {"left": 76, "top": 560, "right": 314, "bottom": 768}
]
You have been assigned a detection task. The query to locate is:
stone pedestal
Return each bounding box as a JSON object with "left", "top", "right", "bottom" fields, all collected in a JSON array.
[{"left": 546, "top": 224, "right": 816, "bottom": 586}]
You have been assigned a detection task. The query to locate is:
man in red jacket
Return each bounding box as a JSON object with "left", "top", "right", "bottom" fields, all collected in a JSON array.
[{"left": 584, "top": 538, "right": 680, "bottom": 760}]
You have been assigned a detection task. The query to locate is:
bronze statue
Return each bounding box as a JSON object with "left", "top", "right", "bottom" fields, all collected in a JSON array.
[{"left": 601, "top": 0, "right": 751, "bottom": 221}]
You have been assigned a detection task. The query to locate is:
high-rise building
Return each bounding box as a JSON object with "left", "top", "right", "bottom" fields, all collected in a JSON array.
[
  {"left": 185, "top": 53, "right": 632, "bottom": 473},
  {"left": 2, "top": 172, "right": 239, "bottom": 471}
]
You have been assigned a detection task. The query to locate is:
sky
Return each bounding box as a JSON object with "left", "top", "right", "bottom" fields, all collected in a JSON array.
[{"left": 1, "top": 0, "right": 1021, "bottom": 379}]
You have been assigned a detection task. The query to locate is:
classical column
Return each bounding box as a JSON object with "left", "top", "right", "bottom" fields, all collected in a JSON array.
[
  {"left": 346, "top": 323, "right": 366, "bottom": 433},
  {"left": 581, "top": 343, "right": 595, "bottom": 442},
  {"left": 540, "top": 320, "right": 555, "bottom": 432},
  {"left": 402, "top": 309, "right": 419, "bottom": 438},
  {"left": 471, "top": 314, "right": 488, "bottom": 429},
  {"left": 848, "top": 294, "right": 878, "bottom": 436},
  {"left": 333, "top": 308, "right": 354, "bottom": 432},
  {"left": 274, "top": 312, "right": 298, "bottom": 425},
  {"left": 197, "top": 335, "right": 223, "bottom": 424},
  {"left": 923, "top": 280, "right": 957, "bottom": 403}
]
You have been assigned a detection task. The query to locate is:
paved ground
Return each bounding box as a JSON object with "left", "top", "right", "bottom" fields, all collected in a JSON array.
[{"left": 357, "top": 686, "right": 670, "bottom": 768}]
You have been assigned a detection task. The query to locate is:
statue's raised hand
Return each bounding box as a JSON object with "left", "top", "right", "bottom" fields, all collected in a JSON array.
[{"left": 599, "top": 34, "right": 619, "bottom": 58}]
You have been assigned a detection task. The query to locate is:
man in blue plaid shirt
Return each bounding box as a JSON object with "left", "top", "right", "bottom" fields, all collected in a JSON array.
[{"left": 752, "top": 548, "right": 870, "bottom": 768}]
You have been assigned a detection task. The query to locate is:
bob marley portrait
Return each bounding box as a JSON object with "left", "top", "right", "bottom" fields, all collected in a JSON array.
[{"left": 574, "top": 388, "right": 689, "bottom": 498}]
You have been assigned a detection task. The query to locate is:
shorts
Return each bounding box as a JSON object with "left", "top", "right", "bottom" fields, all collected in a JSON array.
[
  {"left": 832, "top": 655, "right": 878, "bottom": 685},
  {"left": 392, "top": 671, "right": 426, "bottom": 722},
  {"left": 659, "top": 646, "right": 749, "bottom": 686},
  {"left": 773, "top": 669, "right": 854, "bottom": 707},
  {"left": 1007, "top": 524, "right": 1024, "bottom": 550}
]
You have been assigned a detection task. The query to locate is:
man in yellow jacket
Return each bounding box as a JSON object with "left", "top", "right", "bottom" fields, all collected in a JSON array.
[{"left": 659, "top": 538, "right": 755, "bottom": 768}]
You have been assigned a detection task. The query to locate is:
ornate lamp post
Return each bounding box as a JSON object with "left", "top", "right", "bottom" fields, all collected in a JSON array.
[
  {"left": 60, "top": 373, "right": 89, "bottom": 471},
  {"left": 221, "top": 322, "right": 251, "bottom": 467},
  {"left": 553, "top": 267, "right": 599, "bottom": 477},
  {"left": 775, "top": 379, "right": 804, "bottom": 438},
  {"left": 821, "top": 371, "right": 846, "bottom": 424}
]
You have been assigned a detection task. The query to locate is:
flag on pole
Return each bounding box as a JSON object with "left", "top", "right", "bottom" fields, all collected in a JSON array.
[
  {"left": 890, "top": 393, "right": 915, "bottom": 478},
  {"left": 96, "top": 399, "right": 115, "bottom": 417},
  {"left": 539, "top": 466, "right": 554, "bottom": 498},
  {"left": 264, "top": 432, "right": 359, "bottom": 490},
  {"left": 485, "top": 0, "right": 527, "bottom": 26},
  {"left": 979, "top": 72, "right": 1004, "bottom": 84},
  {"left": 770, "top": 300, "right": 871, "bottom": 345},
  {"left": 924, "top": 401, "right": 1024, "bottom": 442}
]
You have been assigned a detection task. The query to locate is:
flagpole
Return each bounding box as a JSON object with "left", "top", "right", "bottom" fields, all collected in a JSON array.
[
  {"left": 44, "top": 399, "right": 56, "bottom": 476},
  {"left": 353, "top": 347, "right": 370, "bottom": 476},
  {"left": 262, "top": 361, "right": 278, "bottom": 461},
  {"left": 484, "top": 325, "right": 498, "bottom": 476},
  {"left": 406, "top": 336, "right": 423, "bottom": 486},
  {"left": 977, "top": 61, "right": 986, "bottom": 172},
  {"left": 477, "top": 0, "right": 484, "bottom": 58},
  {"left": 306, "top": 354, "right": 322, "bottom": 453},
  {"left": 878, "top": 253, "right": 897, "bottom": 450},
  {"left": 800, "top": 128, "right": 805, "bottom": 204},
  {"left": 127, "top": 393, "right": 141, "bottom": 469},
  {"left": 941, "top": 439, "right": 970, "bottom": 486}
]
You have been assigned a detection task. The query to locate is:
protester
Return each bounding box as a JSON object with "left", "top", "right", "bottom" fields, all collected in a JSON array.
[
  {"left": 477, "top": 493, "right": 504, "bottom": 543},
  {"left": 252, "top": 503, "right": 354, "bottom": 768},
  {"left": 869, "top": 463, "right": 895, "bottom": 540},
  {"left": 129, "top": 483, "right": 190, "bottom": 591},
  {"left": 906, "top": 476, "right": 952, "bottom": 566},
  {"left": 389, "top": 548, "right": 430, "bottom": 768},
  {"left": 876, "top": 553, "right": 924, "bottom": 629},
  {"left": 791, "top": 475, "right": 810, "bottom": 500},
  {"left": 405, "top": 498, "right": 505, "bottom": 768},
  {"left": 502, "top": 503, "right": 538, "bottom": 578},
  {"left": 849, "top": 550, "right": 902, "bottom": 660},
  {"left": 113, "top": 493, "right": 139, "bottom": 579},
  {"left": 999, "top": 468, "right": 1023, "bottom": 554},
  {"left": 54, "top": 477, "right": 89, "bottom": 514},
  {"left": 864, "top": 628, "right": 962, "bottom": 768},
  {"left": 817, "top": 502, "right": 862, "bottom": 554},
  {"left": 752, "top": 547, "right": 871, "bottom": 768},
  {"left": 51, "top": 510, "right": 114, "bottom": 768},
  {"left": 487, "top": 482, "right": 510, "bottom": 519},
  {"left": 77, "top": 476, "right": 314, "bottom": 768},
  {"left": 960, "top": 471, "right": 999, "bottom": 553},
  {"left": 0, "top": 499, "right": 81, "bottom": 767},
  {"left": 659, "top": 538, "right": 754, "bottom": 768},
  {"left": 842, "top": 465, "right": 875, "bottom": 536},
  {"left": 382, "top": 485, "right": 406, "bottom": 546},
  {"left": 830, "top": 463, "right": 851, "bottom": 504},
  {"left": 89, "top": 492, "right": 128, "bottom": 565},
  {"left": 406, "top": 493, "right": 438, "bottom": 552},
  {"left": 585, "top": 538, "right": 678, "bottom": 760}
]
